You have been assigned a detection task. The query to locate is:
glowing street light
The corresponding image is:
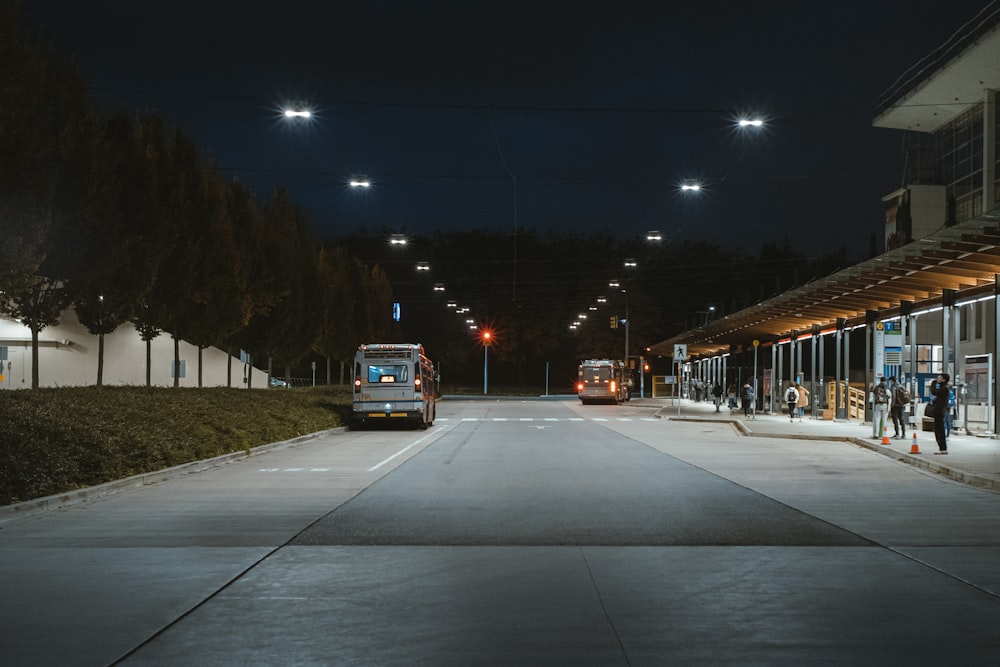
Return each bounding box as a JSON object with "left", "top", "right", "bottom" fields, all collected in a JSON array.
[
  {"left": 416, "top": 262, "right": 430, "bottom": 271},
  {"left": 349, "top": 179, "right": 371, "bottom": 188},
  {"left": 389, "top": 234, "right": 408, "bottom": 246},
  {"left": 283, "top": 108, "right": 312, "bottom": 119},
  {"left": 680, "top": 181, "right": 701, "bottom": 191},
  {"left": 434, "top": 283, "right": 446, "bottom": 292},
  {"left": 609, "top": 280, "right": 620, "bottom": 288},
  {"left": 738, "top": 118, "right": 764, "bottom": 127},
  {"left": 624, "top": 258, "right": 637, "bottom": 268},
  {"left": 646, "top": 230, "right": 663, "bottom": 242}
]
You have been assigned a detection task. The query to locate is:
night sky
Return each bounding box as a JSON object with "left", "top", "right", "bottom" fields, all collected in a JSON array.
[{"left": 22, "top": 1, "right": 998, "bottom": 259}]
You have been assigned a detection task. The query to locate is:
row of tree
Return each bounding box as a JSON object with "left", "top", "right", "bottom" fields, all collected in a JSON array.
[
  {"left": 2, "top": 6, "right": 863, "bottom": 392},
  {"left": 1, "top": 10, "right": 392, "bottom": 388}
]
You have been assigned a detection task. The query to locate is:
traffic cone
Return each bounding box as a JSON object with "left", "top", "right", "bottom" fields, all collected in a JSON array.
[
  {"left": 881, "top": 423, "right": 891, "bottom": 445},
  {"left": 910, "top": 433, "right": 921, "bottom": 454}
]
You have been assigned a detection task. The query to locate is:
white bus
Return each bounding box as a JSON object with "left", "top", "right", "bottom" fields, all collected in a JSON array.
[
  {"left": 352, "top": 343, "right": 436, "bottom": 429},
  {"left": 577, "top": 359, "right": 631, "bottom": 405}
]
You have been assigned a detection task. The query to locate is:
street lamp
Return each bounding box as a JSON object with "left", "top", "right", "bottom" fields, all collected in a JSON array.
[
  {"left": 349, "top": 179, "right": 371, "bottom": 188},
  {"left": 389, "top": 234, "right": 408, "bottom": 246},
  {"left": 738, "top": 118, "right": 764, "bottom": 127},
  {"left": 624, "top": 258, "right": 637, "bottom": 268},
  {"left": 480, "top": 328, "right": 493, "bottom": 395},
  {"left": 646, "top": 230, "right": 662, "bottom": 242},
  {"left": 283, "top": 108, "right": 312, "bottom": 119}
]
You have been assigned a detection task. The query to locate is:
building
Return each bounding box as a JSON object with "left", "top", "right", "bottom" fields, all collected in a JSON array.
[
  {"left": 652, "top": 1, "right": 1000, "bottom": 433},
  {"left": 0, "top": 307, "right": 267, "bottom": 389}
]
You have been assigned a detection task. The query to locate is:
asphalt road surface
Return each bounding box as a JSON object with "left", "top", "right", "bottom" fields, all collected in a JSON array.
[{"left": 2, "top": 398, "right": 999, "bottom": 665}]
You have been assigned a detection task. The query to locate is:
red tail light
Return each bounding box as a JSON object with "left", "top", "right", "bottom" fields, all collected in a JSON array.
[{"left": 610, "top": 380, "right": 617, "bottom": 393}]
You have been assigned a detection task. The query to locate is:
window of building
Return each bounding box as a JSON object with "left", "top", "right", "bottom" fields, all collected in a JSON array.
[{"left": 937, "top": 104, "right": 984, "bottom": 224}]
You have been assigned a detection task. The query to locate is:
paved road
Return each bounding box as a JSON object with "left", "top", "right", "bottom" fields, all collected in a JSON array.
[{"left": 2, "top": 399, "right": 999, "bottom": 665}]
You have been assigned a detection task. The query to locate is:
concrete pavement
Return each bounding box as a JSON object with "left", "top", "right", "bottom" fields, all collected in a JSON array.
[{"left": 640, "top": 396, "right": 1000, "bottom": 492}]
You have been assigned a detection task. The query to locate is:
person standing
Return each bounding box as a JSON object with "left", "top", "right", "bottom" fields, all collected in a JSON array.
[
  {"left": 930, "top": 373, "right": 951, "bottom": 454},
  {"left": 784, "top": 383, "right": 799, "bottom": 422},
  {"left": 871, "top": 376, "right": 890, "bottom": 439},
  {"left": 889, "top": 376, "right": 909, "bottom": 439},
  {"left": 795, "top": 383, "right": 809, "bottom": 419}
]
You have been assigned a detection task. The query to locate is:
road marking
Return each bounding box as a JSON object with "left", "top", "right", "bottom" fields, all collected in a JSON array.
[
  {"left": 368, "top": 428, "right": 446, "bottom": 472},
  {"left": 420, "top": 416, "right": 660, "bottom": 423}
]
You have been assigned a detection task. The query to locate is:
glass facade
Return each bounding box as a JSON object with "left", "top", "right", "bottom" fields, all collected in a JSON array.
[{"left": 935, "top": 104, "right": 984, "bottom": 224}]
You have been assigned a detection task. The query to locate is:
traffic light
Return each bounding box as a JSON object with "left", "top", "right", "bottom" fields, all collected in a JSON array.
[{"left": 610, "top": 315, "right": 618, "bottom": 329}]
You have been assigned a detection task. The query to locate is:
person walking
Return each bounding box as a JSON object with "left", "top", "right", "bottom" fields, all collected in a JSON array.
[
  {"left": 889, "top": 376, "right": 909, "bottom": 439},
  {"left": 930, "top": 373, "right": 950, "bottom": 454},
  {"left": 712, "top": 382, "right": 723, "bottom": 412},
  {"left": 795, "top": 383, "right": 809, "bottom": 419},
  {"left": 871, "top": 375, "right": 890, "bottom": 439},
  {"left": 784, "top": 383, "right": 799, "bottom": 422},
  {"left": 742, "top": 382, "right": 755, "bottom": 418}
]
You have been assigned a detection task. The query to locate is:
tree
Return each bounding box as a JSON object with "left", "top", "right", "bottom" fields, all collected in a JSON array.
[
  {"left": 313, "top": 246, "right": 357, "bottom": 384},
  {"left": 0, "top": 8, "right": 88, "bottom": 387}
]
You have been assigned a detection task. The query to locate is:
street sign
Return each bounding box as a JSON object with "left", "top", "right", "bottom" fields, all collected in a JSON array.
[{"left": 673, "top": 344, "right": 688, "bottom": 361}]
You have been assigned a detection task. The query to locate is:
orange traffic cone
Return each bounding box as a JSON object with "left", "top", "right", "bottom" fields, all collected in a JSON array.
[
  {"left": 910, "top": 433, "right": 921, "bottom": 454},
  {"left": 881, "top": 423, "right": 891, "bottom": 445}
]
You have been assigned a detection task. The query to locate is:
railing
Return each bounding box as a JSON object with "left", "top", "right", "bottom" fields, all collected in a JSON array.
[{"left": 825, "top": 382, "right": 866, "bottom": 420}]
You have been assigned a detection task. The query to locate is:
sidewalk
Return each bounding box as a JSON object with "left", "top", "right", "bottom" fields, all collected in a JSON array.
[{"left": 636, "top": 397, "right": 1000, "bottom": 493}]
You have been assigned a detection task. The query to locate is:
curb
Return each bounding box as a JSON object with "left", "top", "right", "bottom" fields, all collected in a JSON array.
[{"left": 0, "top": 427, "right": 347, "bottom": 523}]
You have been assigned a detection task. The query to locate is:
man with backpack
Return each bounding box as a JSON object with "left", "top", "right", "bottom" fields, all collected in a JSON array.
[
  {"left": 889, "top": 376, "right": 910, "bottom": 439},
  {"left": 871, "top": 375, "right": 891, "bottom": 439},
  {"left": 784, "top": 383, "right": 800, "bottom": 422}
]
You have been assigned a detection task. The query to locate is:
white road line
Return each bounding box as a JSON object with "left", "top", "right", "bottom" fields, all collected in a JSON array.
[
  {"left": 519, "top": 418, "right": 534, "bottom": 421},
  {"left": 368, "top": 428, "right": 445, "bottom": 472},
  {"left": 544, "top": 418, "right": 558, "bottom": 421},
  {"left": 569, "top": 418, "right": 585, "bottom": 421},
  {"left": 592, "top": 418, "right": 608, "bottom": 421},
  {"left": 493, "top": 418, "right": 508, "bottom": 421}
]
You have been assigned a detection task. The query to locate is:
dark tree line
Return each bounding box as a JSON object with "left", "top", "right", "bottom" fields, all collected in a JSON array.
[
  {"left": 0, "top": 11, "right": 391, "bottom": 388},
  {"left": 340, "top": 227, "right": 855, "bottom": 389}
]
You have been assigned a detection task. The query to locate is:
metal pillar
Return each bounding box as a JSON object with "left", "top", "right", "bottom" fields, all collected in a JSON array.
[
  {"left": 835, "top": 319, "right": 845, "bottom": 419},
  {"left": 943, "top": 289, "right": 954, "bottom": 378},
  {"left": 811, "top": 325, "right": 819, "bottom": 418},
  {"left": 843, "top": 325, "right": 851, "bottom": 419},
  {"left": 770, "top": 340, "right": 778, "bottom": 414}
]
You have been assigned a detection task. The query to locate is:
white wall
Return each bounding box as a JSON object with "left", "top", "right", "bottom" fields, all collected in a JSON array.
[{"left": 0, "top": 308, "right": 268, "bottom": 389}]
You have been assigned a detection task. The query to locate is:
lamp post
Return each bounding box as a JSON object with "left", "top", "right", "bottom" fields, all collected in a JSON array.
[{"left": 481, "top": 329, "right": 493, "bottom": 395}]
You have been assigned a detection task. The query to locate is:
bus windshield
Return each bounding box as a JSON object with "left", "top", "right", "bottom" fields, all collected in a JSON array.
[{"left": 367, "top": 364, "right": 409, "bottom": 383}]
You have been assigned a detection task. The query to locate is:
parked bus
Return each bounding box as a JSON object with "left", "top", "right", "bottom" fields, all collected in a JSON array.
[
  {"left": 353, "top": 343, "right": 436, "bottom": 429},
  {"left": 577, "top": 359, "right": 631, "bottom": 405}
]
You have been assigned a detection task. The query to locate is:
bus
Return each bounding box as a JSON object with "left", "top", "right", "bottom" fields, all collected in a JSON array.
[
  {"left": 353, "top": 343, "right": 437, "bottom": 429},
  {"left": 577, "top": 359, "right": 631, "bottom": 405}
]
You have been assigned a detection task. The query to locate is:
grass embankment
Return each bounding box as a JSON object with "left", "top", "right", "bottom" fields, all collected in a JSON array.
[{"left": 0, "top": 385, "right": 353, "bottom": 506}]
